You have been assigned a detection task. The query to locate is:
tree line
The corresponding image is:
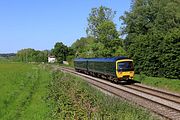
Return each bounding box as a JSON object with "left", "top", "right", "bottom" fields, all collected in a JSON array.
[
  {"left": 121, "top": 0, "right": 180, "bottom": 79},
  {"left": 16, "top": 0, "right": 179, "bottom": 79},
  {"left": 16, "top": 48, "right": 49, "bottom": 62}
]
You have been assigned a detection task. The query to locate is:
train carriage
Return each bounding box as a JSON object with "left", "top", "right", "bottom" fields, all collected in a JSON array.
[
  {"left": 74, "top": 58, "right": 88, "bottom": 72},
  {"left": 74, "top": 56, "right": 134, "bottom": 81},
  {"left": 88, "top": 58, "right": 116, "bottom": 78}
]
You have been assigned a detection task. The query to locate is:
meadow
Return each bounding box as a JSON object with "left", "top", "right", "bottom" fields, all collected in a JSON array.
[{"left": 0, "top": 62, "right": 51, "bottom": 120}]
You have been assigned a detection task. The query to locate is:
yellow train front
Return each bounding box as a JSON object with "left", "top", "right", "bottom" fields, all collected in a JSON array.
[
  {"left": 115, "top": 59, "right": 134, "bottom": 80},
  {"left": 74, "top": 56, "right": 134, "bottom": 81}
]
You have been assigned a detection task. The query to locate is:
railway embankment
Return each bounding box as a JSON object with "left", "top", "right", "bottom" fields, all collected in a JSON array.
[
  {"left": 48, "top": 68, "right": 157, "bottom": 120},
  {"left": 59, "top": 66, "right": 180, "bottom": 120}
]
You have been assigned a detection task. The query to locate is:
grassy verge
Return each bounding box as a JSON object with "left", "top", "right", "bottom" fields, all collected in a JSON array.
[
  {"left": 0, "top": 63, "right": 52, "bottom": 120},
  {"left": 135, "top": 74, "right": 180, "bottom": 93},
  {"left": 48, "top": 70, "right": 157, "bottom": 120}
]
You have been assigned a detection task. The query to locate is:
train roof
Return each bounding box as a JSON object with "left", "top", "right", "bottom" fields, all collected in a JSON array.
[
  {"left": 74, "top": 58, "right": 88, "bottom": 61},
  {"left": 74, "top": 56, "right": 130, "bottom": 62}
]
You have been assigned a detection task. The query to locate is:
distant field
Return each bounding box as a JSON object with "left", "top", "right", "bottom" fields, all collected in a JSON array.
[
  {"left": 0, "top": 63, "right": 51, "bottom": 120},
  {"left": 135, "top": 74, "right": 180, "bottom": 93}
]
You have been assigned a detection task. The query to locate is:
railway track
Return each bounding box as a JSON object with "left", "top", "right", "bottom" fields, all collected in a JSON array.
[
  {"left": 125, "top": 84, "right": 180, "bottom": 104},
  {"left": 60, "top": 67, "right": 180, "bottom": 120}
]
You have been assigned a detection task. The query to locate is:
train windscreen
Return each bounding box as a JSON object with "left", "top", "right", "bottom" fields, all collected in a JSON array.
[{"left": 117, "top": 61, "right": 134, "bottom": 71}]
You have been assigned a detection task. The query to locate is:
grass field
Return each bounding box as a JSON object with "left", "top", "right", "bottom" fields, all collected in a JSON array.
[
  {"left": 0, "top": 63, "right": 51, "bottom": 120},
  {"left": 0, "top": 62, "right": 157, "bottom": 120},
  {"left": 135, "top": 74, "right": 180, "bottom": 93}
]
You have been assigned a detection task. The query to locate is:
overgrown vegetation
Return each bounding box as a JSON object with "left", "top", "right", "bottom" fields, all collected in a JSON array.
[
  {"left": 48, "top": 70, "right": 156, "bottom": 120},
  {"left": 0, "top": 63, "right": 51, "bottom": 120}
]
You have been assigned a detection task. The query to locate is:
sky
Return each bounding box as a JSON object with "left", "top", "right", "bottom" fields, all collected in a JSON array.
[{"left": 0, "top": 0, "right": 132, "bottom": 53}]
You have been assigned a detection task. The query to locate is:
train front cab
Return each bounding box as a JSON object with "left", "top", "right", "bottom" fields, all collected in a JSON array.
[{"left": 115, "top": 59, "right": 134, "bottom": 80}]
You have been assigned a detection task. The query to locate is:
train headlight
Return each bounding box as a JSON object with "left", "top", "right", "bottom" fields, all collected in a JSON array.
[{"left": 118, "top": 72, "right": 122, "bottom": 74}]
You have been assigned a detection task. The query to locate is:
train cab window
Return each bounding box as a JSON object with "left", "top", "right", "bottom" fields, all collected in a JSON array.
[{"left": 118, "top": 61, "right": 134, "bottom": 71}]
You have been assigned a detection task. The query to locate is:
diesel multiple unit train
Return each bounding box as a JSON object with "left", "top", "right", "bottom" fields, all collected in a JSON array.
[{"left": 74, "top": 56, "right": 134, "bottom": 81}]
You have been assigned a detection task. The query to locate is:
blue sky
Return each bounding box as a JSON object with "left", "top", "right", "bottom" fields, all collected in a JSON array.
[{"left": 0, "top": 0, "right": 131, "bottom": 53}]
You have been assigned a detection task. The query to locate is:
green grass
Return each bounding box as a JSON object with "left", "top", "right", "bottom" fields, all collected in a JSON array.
[
  {"left": 48, "top": 70, "right": 157, "bottom": 120},
  {"left": 135, "top": 74, "right": 180, "bottom": 93},
  {"left": 0, "top": 63, "right": 52, "bottom": 120},
  {"left": 0, "top": 62, "right": 161, "bottom": 120}
]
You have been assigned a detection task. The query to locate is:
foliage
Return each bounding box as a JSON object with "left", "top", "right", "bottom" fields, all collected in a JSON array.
[
  {"left": 48, "top": 70, "right": 156, "bottom": 120},
  {"left": 51, "top": 42, "right": 68, "bottom": 63},
  {"left": 97, "top": 21, "right": 119, "bottom": 44},
  {"left": 71, "top": 37, "right": 95, "bottom": 58},
  {"left": 120, "top": 0, "right": 180, "bottom": 79},
  {"left": 96, "top": 21, "right": 126, "bottom": 57},
  {"left": 71, "top": 36, "right": 127, "bottom": 58},
  {"left": 0, "top": 63, "right": 52, "bottom": 120},
  {"left": 86, "top": 6, "right": 116, "bottom": 37},
  {"left": 16, "top": 48, "right": 49, "bottom": 63},
  {"left": 71, "top": 6, "right": 126, "bottom": 58}
]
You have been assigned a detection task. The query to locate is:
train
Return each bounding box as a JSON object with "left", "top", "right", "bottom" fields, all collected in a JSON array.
[{"left": 74, "top": 56, "right": 134, "bottom": 82}]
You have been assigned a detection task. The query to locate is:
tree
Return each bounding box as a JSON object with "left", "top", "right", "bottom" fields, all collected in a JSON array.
[
  {"left": 97, "top": 21, "right": 119, "bottom": 45},
  {"left": 85, "top": 6, "right": 126, "bottom": 57},
  {"left": 52, "top": 42, "right": 68, "bottom": 63},
  {"left": 71, "top": 37, "right": 95, "bottom": 58},
  {"left": 120, "top": 0, "right": 180, "bottom": 78},
  {"left": 16, "top": 48, "right": 35, "bottom": 62},
  {"left": 96, "top": 21, "right": 126, "bottom": 57},
  {"left": 86, "top": 6, "right": 116, "bottom": 37}
]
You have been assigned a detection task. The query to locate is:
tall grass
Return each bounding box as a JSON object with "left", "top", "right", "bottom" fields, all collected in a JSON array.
[
  {"left": 48, "top": 70, "right": 157, "bottom": 120},
  {"left": 0, "top": 63, "right": 51, "bottom": 120}
]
